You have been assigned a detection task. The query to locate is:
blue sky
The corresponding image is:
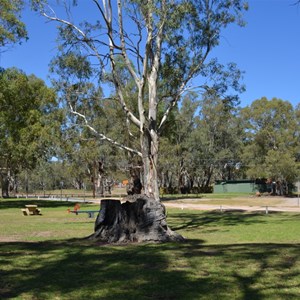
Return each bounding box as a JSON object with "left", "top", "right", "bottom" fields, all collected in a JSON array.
[{"left": 0, "top": 0, "right": 299, "bottom": 108}]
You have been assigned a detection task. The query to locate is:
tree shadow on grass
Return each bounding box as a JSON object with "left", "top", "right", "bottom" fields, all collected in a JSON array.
[
  {"left": 280, "top": 213, "right": 300, "bottom": 220},
  {"left": 0, "top": 238, "right": 299, "bottom": 300}
]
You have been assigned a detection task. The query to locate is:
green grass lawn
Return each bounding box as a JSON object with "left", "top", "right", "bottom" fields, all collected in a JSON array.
[{"left": 0, "top": 199, "right": 299, "bottom": 299}]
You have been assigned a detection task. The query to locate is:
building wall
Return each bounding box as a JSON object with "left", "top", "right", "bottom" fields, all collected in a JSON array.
[{"left": 213, "top": 180, "right": 257, "bottom": 193}]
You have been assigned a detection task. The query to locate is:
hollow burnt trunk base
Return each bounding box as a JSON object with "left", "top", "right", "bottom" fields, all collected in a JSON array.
[{"left": 89, "top": 195, "right": 185, "bottom": 243}]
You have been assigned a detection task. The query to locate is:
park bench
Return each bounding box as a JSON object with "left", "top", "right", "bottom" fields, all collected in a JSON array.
[
  {"left": 67, "top": 204, "right": 100, "bottom": 218},
  {"left": 21, "top": 205, "right": 42, "bottom": 216},
  {"left": 68, "top": 210, "right": 100, "bottom": 218}
]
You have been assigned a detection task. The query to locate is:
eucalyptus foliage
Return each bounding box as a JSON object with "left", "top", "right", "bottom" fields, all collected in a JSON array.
[
  {"left": 0, "top": 0, "right": 27, "bottom": 50},
  {"left": 241, "top": 97, "right": 299, "bottom": 185},
  {"left": 0, "top": 68, "right": 59, "bottom": 196}
]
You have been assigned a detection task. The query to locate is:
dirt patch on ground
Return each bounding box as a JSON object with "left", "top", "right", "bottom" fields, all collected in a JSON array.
[
  {"left": 89, "top": 195, "right": 300, "bottom": 212},
  {"left": 0, "top": 236, "right": 23, "bottom": 242},
  {"left": 162, "top": 195, "right": 300, "bottom": 212}
]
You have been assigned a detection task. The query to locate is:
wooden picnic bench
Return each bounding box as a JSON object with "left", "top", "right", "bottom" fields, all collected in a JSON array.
[{"left": 21, "top": 205, "right": 42, "bottom": 216}]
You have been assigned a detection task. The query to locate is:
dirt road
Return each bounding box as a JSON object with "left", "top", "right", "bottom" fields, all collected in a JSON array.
[{"left": 162, "top": 196, "right": 300, "bottom": 212}]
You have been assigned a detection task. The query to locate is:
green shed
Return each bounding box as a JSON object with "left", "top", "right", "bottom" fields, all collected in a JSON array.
[{"left": 213, "top": 180, "right": 258, "bottom": 193}]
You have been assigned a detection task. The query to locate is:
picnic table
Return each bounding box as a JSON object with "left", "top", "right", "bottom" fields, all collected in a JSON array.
[{"left": 21, "top": 205, "right": 42, "bottom": 216}]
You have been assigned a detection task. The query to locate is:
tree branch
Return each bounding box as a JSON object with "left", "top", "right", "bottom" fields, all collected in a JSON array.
[
  {"left": 41, "top": 8, "right": 106, "bottom": 70},
  {"left": 68, "top": 101, "right": 142, "bottom": 157},
  {"left": 158, "top": 39, "right": 211, "bottom": 133}
]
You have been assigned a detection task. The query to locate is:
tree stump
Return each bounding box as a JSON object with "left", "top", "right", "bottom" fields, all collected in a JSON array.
[{"left": 89, "top": 195, "right": 185, "bottom": 243}]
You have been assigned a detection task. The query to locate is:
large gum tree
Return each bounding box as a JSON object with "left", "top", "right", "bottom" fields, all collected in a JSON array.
[{"left": 33, "top": 0, "right": 247, "bottom": 242}]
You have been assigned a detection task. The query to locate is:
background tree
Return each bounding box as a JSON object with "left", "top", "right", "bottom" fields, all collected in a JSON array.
[
  {"left": 295, "top": 103, "right": 300, "bottom": 164},
  {"left": 49, "top": 56, "right": 135, "bottom": 196},
  {"left": 240, "top": 97, "right": 299, "bottom": 194},
  {"left": 186, "top": 91, "right": 244, "bottom": 190},
  {"left": 159, "top": 92, "right": 199, "bottom": 194},
  {"left": 0, "top": 0, "right": 27, "bottom": 51},
  {"left": 0, "top": 68, "right": 59, "bottom": 197}
]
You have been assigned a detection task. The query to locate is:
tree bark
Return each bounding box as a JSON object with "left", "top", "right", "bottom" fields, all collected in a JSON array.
[
  {"left": 89, "top": 196, "right": 185, "bottom": 243},
  {"left": 141, "top": 131, "right": 160, "bottom": 200}
]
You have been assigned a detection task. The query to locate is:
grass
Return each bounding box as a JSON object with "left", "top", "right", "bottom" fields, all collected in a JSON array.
[{"left": 0, "top": 198, "right": 299, "bottom": 299}]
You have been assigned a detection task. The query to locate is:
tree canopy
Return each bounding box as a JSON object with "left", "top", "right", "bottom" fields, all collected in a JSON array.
[
  {"left": 0, "top": 67, "right": 59, "bottom": 196},
  {"left": 0, "top": 0, "right": 27, "bottom": 50},
  {"left": 241, "top": 97, "right": 299, "bottom": 187}
]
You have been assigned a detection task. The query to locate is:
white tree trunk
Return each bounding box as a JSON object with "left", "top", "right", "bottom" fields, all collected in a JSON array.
[{"left": 141, "top": 131, "right": 160, "bottom": 201}]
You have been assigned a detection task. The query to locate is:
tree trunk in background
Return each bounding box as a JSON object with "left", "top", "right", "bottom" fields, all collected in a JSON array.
[
  {"left": 96, "top": 160, "right": 105, "bottom": 197},
  {"left": 1, "top": 175, "right": 9, "bottom": 198}
]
